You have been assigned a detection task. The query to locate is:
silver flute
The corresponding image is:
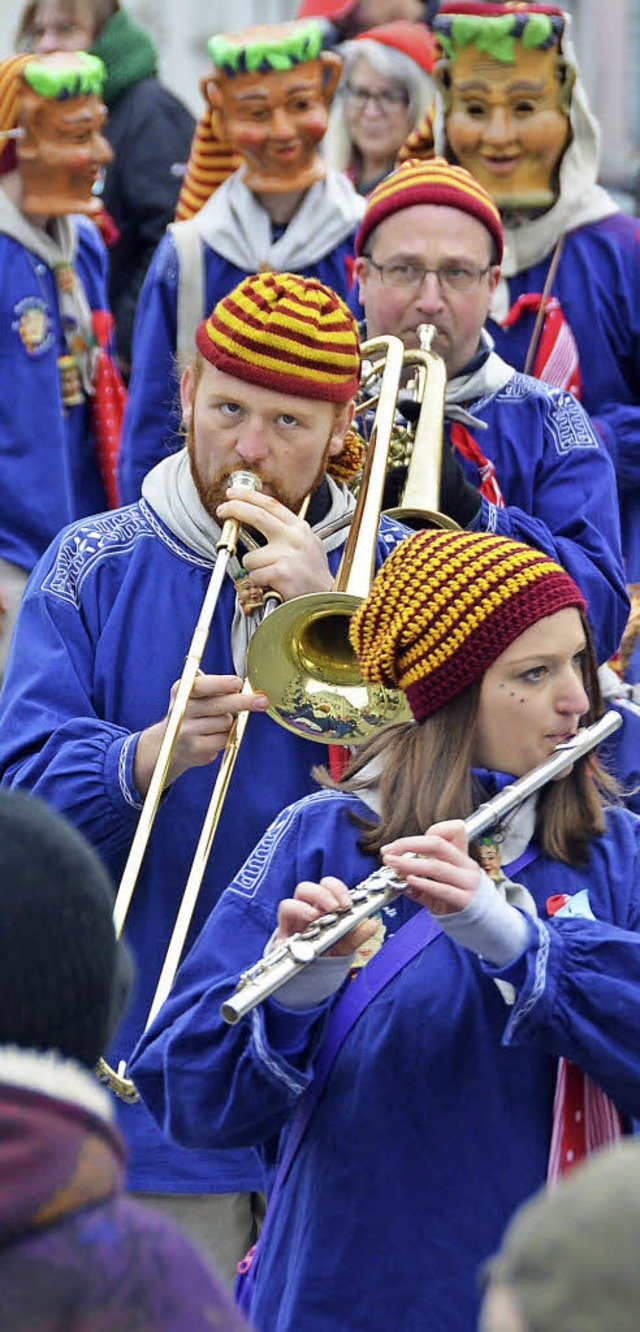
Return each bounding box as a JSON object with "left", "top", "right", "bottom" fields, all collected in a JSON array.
[{"left": 221, "top": 712, "right": 622, "bottom": 1024}]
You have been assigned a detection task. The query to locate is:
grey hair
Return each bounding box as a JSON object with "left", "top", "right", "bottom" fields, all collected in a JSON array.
[{"left": 324, "top": 38, "right": 434, "bottom": 173}]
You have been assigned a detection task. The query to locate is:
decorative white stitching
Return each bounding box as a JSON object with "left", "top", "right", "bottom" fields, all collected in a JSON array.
[
  {"left": 41, "top": 501, "right": 215, "bottom": 608},
  {"left": 505, "top": 917, "right": 551, "bottom": 1041},
  {"left": 118, "top": 732, "right": 143, "bottom": 811},
  {"left": 251, "top": 1005, "right": 308, "bottom": 1096}
]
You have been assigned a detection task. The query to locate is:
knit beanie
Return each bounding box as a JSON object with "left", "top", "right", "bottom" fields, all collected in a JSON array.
[
  {"left": 485, "top": 1140, "right": 640, "bottom": 1332},
  {"left": 355, "top": 155, "right": 504, "bottom": 261},
  {"left": 0, "top": 790, "right": 133, "bottom": 1069},
  {"left": 353, "top": 20, "right": 437, "bottom": 75},
  {"left": 350, "top": 530, "right": 586, "bottom": 722},
  {"left": 196, "top": 271, "right": 361, "bottom": 403}
]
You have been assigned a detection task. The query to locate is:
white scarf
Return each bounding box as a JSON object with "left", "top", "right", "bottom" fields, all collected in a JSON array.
[
  {"left": 190, "top": 165, "right": 365, "bottom": 273},
  {"left": 142, "top": 450, "right": 356, "bottom": 676},
  {"left": 0, "top": 184, "right": 97, "bottom": 392}
]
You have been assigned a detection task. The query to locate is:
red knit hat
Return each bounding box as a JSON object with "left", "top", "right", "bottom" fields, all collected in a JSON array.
[
  {"left": 350, "top": 530, "right": 586, "bottom": 722},
  {"left": 355, "top": 156, "right": 504, "bottom": 260},
  {"left": 196, "top": 271, "right": 361, "bottom": 403},
  {"left": 354, "top": 21, "right": 437, "bottom": 75},
  {"left": 296, "top": 0, "right": 357, "bottom": 18}
]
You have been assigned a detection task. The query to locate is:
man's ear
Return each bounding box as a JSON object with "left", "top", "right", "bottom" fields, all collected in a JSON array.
[
  {"left": 487, "top": 265, "right": 501, "bottom": 299},
  {"left": 201, "top": 72, "right": 226, "bottom": 129},
  {"left": 353, "top": 255, "right": 369, "bottom": 294},
  {"left": 320, "top": 50, "right": 343, "bottom": 105},
  {"left": 328, "top": 400, "right": 356, "bottom": 456},
  {"left": 180, "top": 364, "right": 196, "bottom": 429}
]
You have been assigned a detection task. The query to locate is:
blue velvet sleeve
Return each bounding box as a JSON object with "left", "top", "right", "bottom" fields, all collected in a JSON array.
[
  {"left": 129, "top": 796, "right": 351, "bottom": 1149},
  {"left": 484, "top": 813, "right": 640, "bottom": 1119},
  {"left": 117, "top": 233, "right": 183, "bottom": 506}
]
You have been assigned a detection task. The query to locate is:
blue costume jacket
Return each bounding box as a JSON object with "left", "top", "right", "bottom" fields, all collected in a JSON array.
[
  {"left": 487, "top": 214, "right": 640, "bottom": 580},
  {"left": 0, "top": 499, "right": 406, "bottom": 1194},
  {"left": 130, "top": 787, "right": 640, "bottom": 1331},
  {"left": 0, "top": 219, "right": 110, "bottom": 572}
]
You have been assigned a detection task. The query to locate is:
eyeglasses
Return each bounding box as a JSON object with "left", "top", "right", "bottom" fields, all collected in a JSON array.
[
  {"left": 363, "top": 255, "right": 493, "bottom": 292},
  {"left": 344, "top": 83, "right": 410, "bottom": 113}
]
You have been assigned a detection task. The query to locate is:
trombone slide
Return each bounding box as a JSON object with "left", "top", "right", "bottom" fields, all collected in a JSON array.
[{"left": 220, "top": 713, "right": 621, "bottom": 1025}]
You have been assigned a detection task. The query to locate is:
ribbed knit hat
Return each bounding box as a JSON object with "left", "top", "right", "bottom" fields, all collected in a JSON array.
[
  {"left": 485, "top": 1140, "right": 640, "bottom": 1332},
  {"left": 196, "top": 271, "right": 361, "bottom": 403},
  {"left": 350, "top": 530, "right": 585, "bottom": 722},
  {"left": 354, "top": 21, "right": 437, "bottom": 75},
  {"left": 0, "top": 790, "right": 133, "bottom": 1069},
  {"left": 355, "top": 156, "right": 504, "bottom": 261}
]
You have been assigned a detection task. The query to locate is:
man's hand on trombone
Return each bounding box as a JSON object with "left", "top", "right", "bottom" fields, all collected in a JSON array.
[
  {"left": 217, "top": 487, "right": 335, "bottom": 601},
  {"left": 133, "top": 674, "right": 270, "bottom": 798}
]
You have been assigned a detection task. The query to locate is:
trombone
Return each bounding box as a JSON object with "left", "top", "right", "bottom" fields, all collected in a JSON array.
[
  {"left": 96, "top": 468, "right": 261, "bottom": 1101},
  {"left": 97, "top": 330, "right": 447, "bottom": 1096}
]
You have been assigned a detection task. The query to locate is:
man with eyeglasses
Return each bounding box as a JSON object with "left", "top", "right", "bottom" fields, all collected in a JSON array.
[{"left": 351, "top": 156, "right": 628, "bottom": 667}]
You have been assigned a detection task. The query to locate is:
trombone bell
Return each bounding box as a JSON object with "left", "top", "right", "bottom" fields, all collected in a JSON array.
[{"left": 247, "top": 590, "right": 410, "bottom": 744}]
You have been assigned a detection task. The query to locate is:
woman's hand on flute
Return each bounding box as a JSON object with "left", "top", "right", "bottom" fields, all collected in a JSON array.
[
  {"left": 275, "top": 877, "right": 378, "bottom": 956},
  {"left": 381, "top": 820, "right": 482, "bottom": 917}
]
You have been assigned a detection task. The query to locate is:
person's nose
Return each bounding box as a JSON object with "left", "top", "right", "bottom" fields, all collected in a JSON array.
[
  {"left": 91, "top": 132, "right": 114, "bottom": 167},
  {"left": 235, "top": 418, "right": 270, "bottom": 464},
  {"left": 414, "top": 270, "right": 445, "bottom": 315},
  {"left": 483, "top": 105, "right": 516, "bottom": 149},
  {"left": 556, "top": 666, "right": 589, "bottom": 719},
  {"left": 34, "top": 29, "right": 59, "bottom": 53},
  {"left": 271, "top": 106, "right": 295, "bottom": 139}
]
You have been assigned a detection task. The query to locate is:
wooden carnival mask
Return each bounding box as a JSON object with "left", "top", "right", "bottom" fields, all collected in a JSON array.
[
  {"left": 202, "top": 21, "right": 342, "bottom": 196},
  {"left": 17, "top": 51, "right": 112, "bottom": 218},
  {"left": 433, "top": 5, "right": 573, "bottom": 212}
]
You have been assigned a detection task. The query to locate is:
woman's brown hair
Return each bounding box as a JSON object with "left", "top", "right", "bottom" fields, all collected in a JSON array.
[{"left": 16, "top": 0, "right": 119, "bottom": 52}]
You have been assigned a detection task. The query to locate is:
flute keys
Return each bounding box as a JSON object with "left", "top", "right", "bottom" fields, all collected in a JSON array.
[{"left": 288, "top": 938, "right": 318, "bottom": 964}]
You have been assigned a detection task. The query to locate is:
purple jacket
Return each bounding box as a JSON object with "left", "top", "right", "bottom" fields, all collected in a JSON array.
[{"left": 0, "top": 1047, "right": 251, "bottom": 1331}]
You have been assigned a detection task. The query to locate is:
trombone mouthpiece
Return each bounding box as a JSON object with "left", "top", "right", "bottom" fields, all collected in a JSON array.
[{"left": 228, "top": 470, "right": 262, "bottom": 494}]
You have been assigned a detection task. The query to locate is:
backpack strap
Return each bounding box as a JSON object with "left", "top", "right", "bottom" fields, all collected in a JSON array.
[{"left": 168, "top": 219, "right": 205, "bottom": 361}]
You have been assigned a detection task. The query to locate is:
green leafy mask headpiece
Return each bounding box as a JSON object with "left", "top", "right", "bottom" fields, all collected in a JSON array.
[
  {"left": 22, "top": 52, "right": 106, "bottom": 99},
  {"left": 434, "top": 11, "right": 565, "bottom": 64},
  {"left": 207, "top": 21, "right": 324, "bottom": 76}
]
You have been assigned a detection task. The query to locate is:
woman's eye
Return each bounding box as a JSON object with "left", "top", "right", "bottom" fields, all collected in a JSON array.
[
  {"left": 278, "top": 414, "right": 298, "bottom": 427},
  {"left": 519, "top": 665, "right": 547, "bottom": 683},
  {"left": 220, "top": 402, "right": 241, "bottom": 417}
]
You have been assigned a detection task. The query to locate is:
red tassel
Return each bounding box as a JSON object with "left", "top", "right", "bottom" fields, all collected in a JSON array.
[{"left": 91, "top": 310, "right": 127, "bottom": 509}]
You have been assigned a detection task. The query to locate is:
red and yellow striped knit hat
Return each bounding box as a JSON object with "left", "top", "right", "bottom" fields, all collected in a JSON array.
[
  {"left": 350, "top": 530, "right": 586, "bottom": 722},
  {"left": 195, "top": 271, "right": 361, "bottom": 404},
  {"left": 355, "top": 156, "right": 503, "bottom": 261}
]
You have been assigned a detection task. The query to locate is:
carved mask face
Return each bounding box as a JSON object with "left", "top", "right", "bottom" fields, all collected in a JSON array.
[
  {"left": 207, "top": 51, "right": 341, "bottom": 196},
  {"left": 442, "top": 41, "right": 571, "bottom": 211},
  {"left": 17, "top": 54, "right": 112, "bottom": 217}
]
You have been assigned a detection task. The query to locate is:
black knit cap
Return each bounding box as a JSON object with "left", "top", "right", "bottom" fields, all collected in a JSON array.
[{"left": 0, "top": 790, "right": 133, "bottom": 1069}]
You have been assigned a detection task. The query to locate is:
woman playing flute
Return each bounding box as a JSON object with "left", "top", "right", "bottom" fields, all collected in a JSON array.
[{"left": 130, "top": 528, "right": 640, "bottom": 1332}]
